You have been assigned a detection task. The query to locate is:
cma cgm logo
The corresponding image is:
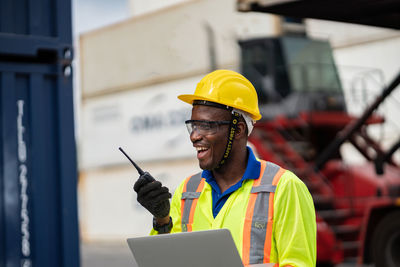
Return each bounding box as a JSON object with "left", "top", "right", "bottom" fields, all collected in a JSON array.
[{"left": 130, "top": 108, "right": 189, "bottom": 133}]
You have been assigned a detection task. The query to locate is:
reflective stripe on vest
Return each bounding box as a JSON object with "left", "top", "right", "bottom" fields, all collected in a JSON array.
[
  {"left": 180, "top": 161, "right": 285, "bottom": 264},
  {"left": 242, "top": 161, "right": 285, "bottom": 265},
  {"left": 180, "top": 172, "right": 204, "bottom": 232}
]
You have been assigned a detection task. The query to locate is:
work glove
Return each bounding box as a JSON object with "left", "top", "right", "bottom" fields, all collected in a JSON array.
[{"left": 133, "top": 173, "right": 171, "bottom": 218}]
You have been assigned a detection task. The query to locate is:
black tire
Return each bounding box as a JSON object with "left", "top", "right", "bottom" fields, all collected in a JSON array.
[{"left": 371, "top": 210, "right": 400, "bottom": 267}]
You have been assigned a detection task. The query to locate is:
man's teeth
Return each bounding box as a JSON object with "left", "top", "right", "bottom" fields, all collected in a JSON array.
[{"left": 196, "top": 147, "right": 207, "bottom": 152}]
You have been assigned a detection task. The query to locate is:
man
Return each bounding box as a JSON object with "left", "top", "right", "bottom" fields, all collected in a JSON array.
[{"left": 134, "top": 70, "right": 316, "bottom": 266}]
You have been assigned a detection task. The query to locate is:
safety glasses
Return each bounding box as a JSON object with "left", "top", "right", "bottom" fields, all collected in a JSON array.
[{"left": 185, "top": 120, "right": 231, "bottom": 135}]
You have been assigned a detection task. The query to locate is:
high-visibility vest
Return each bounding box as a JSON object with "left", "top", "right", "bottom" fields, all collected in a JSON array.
[{"left": 180, "top": 160, "right": 285, "bottom": 265}]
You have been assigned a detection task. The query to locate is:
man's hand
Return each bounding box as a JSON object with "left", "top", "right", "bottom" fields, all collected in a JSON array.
[{"left": 133, "top": 175, "right": 171, "bottom": 218}]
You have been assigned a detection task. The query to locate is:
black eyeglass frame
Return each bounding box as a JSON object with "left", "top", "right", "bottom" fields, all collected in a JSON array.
[{"left": 184, "top": 119, "right": 231, "bottom": 135}]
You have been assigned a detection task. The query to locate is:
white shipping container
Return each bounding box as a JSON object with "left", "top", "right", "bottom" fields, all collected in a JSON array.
[
  {"left": 79, "top": 157, "right": 199, "bottom": 241},
  {"left": 80, "top": 75, "right": 205, "bottom": 170},
  {"left": 79, "top": 0, "right": 279, "bottom": 97}
]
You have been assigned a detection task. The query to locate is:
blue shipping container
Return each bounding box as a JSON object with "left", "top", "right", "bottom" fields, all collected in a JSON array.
[{"left": 0, "top": 0, "right": 80, "bottom": 266}]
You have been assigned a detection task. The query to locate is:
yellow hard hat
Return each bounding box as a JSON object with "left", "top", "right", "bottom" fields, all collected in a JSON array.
[{"left": 178, "top": 70, "right": 261, "bottom": 120}]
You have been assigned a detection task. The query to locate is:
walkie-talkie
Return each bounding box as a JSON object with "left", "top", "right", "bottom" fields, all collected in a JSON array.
[
  {"left": 119, "top": 147, "right": 170, "bottom": 219},
  {"left": 118, "top": 147, "right": 155, "bottom": 183}
]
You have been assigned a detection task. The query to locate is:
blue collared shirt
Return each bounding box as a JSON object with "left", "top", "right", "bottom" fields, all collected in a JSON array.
[{"left": 202, "top": 146, "right": 261, "bottom": 218}]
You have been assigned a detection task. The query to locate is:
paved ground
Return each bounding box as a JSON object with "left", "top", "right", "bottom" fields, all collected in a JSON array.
[
  {"left": 81, "top": 242, "right": 135, "bottom": 267},
  {"left": 81, "top": 242, "right": 373, "bottom": 267}
]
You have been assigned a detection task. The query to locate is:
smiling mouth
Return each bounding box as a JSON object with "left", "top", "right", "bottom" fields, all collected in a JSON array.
[
  {"left": 196, "top": 146, "right": 207, "bottom": 152},
  {"left": 195, "top": 146, "right": 209, "bottom": 159}
]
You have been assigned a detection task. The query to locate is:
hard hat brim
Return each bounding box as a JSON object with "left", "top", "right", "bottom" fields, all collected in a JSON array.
[{"left": 178, "top": 94, "right": 262, "bottom": 121}]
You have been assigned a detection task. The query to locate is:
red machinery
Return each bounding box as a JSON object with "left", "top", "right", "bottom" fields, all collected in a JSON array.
[{"left": 239, "top": 35, "right": 400, "bottom": 266}]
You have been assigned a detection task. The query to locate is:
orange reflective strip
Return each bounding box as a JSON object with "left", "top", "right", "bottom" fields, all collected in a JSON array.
[
  {"left": 272, "top": 168, "right": 285, "bottom": 186},
  {"left": 186, "top": 179, "right": 205, "bottom": 232},
  {"left": 242, "top": 161, "right": 266, "bottom": 265},
  {"left": 242, "top": 193, "right": 256, "bottom": 265},
  {"left": 263, "top": 168, "right": 285, "bottom": 263},
  {"left": 181, "top": 176, "right": 191, "bottom": 222}
]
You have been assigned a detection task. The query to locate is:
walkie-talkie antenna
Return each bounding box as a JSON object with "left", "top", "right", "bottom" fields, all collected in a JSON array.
[{"left": 119, "top": 147, "right": 144, "bottom": 175}]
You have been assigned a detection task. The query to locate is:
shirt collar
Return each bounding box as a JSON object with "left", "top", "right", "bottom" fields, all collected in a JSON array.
[{"left": 202, "top": 146, "right": 261, "bottom": 182}]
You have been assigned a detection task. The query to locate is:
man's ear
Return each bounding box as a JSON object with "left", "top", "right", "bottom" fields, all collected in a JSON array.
[{"left": 235, "top": 121, "right": 247, "bottom": 139}]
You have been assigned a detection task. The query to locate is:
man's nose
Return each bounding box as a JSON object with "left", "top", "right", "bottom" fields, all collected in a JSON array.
[{"left": 190, "top": 129, "right": 202, "bottom": 143}]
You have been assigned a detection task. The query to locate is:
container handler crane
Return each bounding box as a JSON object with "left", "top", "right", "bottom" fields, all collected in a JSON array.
[{"left": 237, "top": 1, "right": 400, "bottom": 266}]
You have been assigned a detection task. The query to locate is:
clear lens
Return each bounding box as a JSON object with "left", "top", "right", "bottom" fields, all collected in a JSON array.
[{"left": 185, "top": 120, "right": 230, "bottom": 135}]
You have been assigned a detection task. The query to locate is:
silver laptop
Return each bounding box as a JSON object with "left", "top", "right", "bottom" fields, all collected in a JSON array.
[{"left": 127, "top": 229, "right": 244, "bottom": 267}]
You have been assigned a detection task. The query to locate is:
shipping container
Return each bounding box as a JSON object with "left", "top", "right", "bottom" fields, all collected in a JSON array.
[{"left": 0, "top": 0, "right": 80, "bottom": 266}]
